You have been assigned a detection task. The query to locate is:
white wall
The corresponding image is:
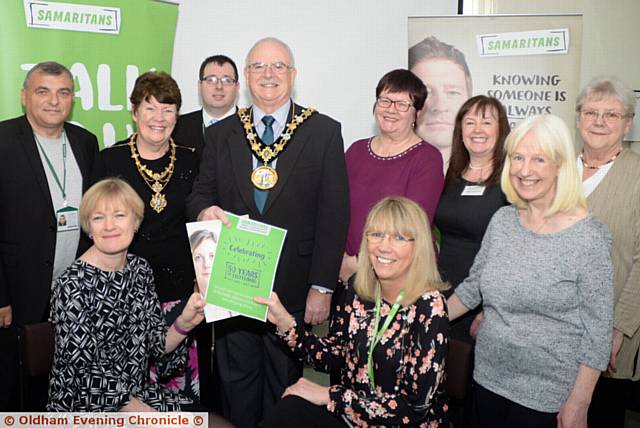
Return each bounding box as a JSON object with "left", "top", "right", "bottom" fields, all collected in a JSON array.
[
  {"left": 171, "top": 0, "right": 455, "bottom": 148},
  {"left": 491, "top": 0, "right": 640, "bottom": 89},
  {"left": 490, "top": 0, "right": 640, "bottom": 149}
]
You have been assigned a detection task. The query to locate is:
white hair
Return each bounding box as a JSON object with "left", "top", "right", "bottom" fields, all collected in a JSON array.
[{"left": 245, "top": 37, "right": 295, "bottom": 67}]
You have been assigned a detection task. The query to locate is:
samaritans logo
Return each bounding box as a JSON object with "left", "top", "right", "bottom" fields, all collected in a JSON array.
[
  {"left": 477, "top": 29, "right": 569, "bottom": 57},
  {"left": 24, "top": 0, "right": 120, "bottom": 34}
]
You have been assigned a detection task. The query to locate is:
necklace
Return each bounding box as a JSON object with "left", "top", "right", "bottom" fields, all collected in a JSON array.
[
  {"left": 464, "top": 162, "right": 492, "bottom": 183},
  {"left": 467, "top": 163, "right": 491, "bottom": 170},
  {"left": 580, "top": 149, "right": 621, "bottom": 170},
  {"left": 238, "top": 105, "right": 315, "bottom": 190},
  {"left": 129, "top": 133, "right": 176, "bottom": 213},
  {"left": 373, "top": 134, "right": 420, "bottom": 157}
]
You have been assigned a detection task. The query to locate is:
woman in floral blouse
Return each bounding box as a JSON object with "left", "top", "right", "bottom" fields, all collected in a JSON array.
[{"left": 258, "top": 196, "right": 449, "bottom": 427}]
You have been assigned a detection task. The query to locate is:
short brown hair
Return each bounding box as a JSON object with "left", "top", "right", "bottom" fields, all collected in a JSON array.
[
  {"left": 79, "top": 178, "right": 144, "bottom": 234},
  {"left": 409, "top": 36, "right": 473, "bottom": 97},
  {"left": 375, "top": 69, "right": 428, "bottom": 111},
  {"left": 199, "top": 55, "right": 238, "bottom": 81},
  {"left": 129, "top": 71, "right": 182, "bottom": 115}
]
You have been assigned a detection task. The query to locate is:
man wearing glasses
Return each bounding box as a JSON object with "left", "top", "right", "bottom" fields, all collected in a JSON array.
[
  {"left": 172, "top": 54, "right": 240, "bottom": 158},
  {"left": 187, "top": 37, "right": 349, "bottom": 428}
]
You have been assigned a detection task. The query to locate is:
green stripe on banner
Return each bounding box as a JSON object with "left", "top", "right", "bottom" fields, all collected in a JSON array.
[{"left": 0, "top": 0, "right": 178, "bottom": 148}]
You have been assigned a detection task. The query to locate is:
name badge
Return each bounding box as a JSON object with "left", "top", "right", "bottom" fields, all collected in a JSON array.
[
  {"left": 461, "top": 185, "right": 486, "bottom": 196},
  {"left": 56, "top": 206, "right": 79, "bottom": 232}
]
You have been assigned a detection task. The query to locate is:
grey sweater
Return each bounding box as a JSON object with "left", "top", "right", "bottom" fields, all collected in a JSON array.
[{"left": 456, "top": 205, "right": 613, "bottom": 412}]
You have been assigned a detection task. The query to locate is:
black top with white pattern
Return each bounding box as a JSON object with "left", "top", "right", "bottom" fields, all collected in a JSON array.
[{"left": 47, "top": 254, "right": 189, "bottom": 411}]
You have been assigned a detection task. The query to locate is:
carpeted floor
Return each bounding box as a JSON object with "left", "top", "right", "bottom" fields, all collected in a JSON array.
[{"left": 303, "top": 323, "right": 640, "bottom": 427}]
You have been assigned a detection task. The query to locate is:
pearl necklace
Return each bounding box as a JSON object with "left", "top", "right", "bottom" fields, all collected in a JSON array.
[
  {"left": 465, "top": 162, "right": 492, "bottom": 183},
  {"left": 467, "top": 163, "right": 491, "bottom": 170}
]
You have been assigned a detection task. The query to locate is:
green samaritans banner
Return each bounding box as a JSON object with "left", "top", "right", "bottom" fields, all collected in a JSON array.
[{"left": 0, "top": 0, "right": 178, "bottom": 147}]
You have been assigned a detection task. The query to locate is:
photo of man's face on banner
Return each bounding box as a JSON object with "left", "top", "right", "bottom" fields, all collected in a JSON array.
[
  {"left": 409, "top": 15, "right": 583, "bottom": 171},
  {"left": 409, "top": 36, "right": 472, "bottom": 169}
]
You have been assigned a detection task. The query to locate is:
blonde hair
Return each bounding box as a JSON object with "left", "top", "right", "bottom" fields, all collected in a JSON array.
[
  {"left": 79, "top": 178, "right": 144, "bottom": 234},
  {"left": 501, "top": 114, "right": 586, "bottom": 216},
  {"left": 353, "top": 197, "right": 447, "bottom": 307}
]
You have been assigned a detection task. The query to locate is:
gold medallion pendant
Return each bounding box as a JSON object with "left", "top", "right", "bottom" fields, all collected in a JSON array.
[
  {"left": 251, "top": 165, "right": 278, "bottom": 190},
  {"left": 150, "top": 191, "right": 168, "bottom": 213},
  {"left": 129, "top": 133, "right": 176, "bottom": 214},
  {"left": 238, "top": 105, "right": 316, "bottom": 190}
]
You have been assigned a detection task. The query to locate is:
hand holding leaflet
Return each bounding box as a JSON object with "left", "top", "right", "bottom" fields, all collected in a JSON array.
[
  {"left": 186, "top": 220, "right": 237, "bottom": 323},
  {"left": 204, "top": 212, "right": 287, "bottom": 321}
]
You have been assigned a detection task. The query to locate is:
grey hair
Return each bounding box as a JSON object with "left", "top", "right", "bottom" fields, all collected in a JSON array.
[
  {"left": 576, "top": 76, "right": 636, "bottom": 116},
  {"left": 23, "top": 61, "right": 74, "bottom": 90},
  {"left": 245, "top": 37, "right": 295, "bottom": 67}
]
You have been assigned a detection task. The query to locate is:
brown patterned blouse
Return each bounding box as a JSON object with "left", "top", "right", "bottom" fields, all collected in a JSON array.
[{"left": 278, "top": 286, "right": 449, "bottom": 427}]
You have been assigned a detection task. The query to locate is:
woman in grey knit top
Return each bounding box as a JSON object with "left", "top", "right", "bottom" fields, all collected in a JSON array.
[{"left": 448, "top": 114, "right": 614, "bottom": 428}]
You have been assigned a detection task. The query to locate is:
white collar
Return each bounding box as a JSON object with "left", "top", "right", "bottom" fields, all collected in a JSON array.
[{"left": 202, "top": 105, "right": 236, "bottom": 126}]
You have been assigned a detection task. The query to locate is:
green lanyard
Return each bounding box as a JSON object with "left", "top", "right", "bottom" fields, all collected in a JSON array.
[
  {"left": 367, "top": 286, "right": 405, "bottom": 391},
  {"left": 34, "top": 132, "right": 68, "bottom": 204}
]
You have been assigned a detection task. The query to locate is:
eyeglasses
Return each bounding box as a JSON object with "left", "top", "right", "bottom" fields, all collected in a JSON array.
[
  {"left": 376, "top": 97, "right": 414, "bottom": 113},
  {"left": 580, "top": 109, "right": 629, "bottom": 124},
  {"left": 246, "top": 62, "right": 293, "bottom": 74},
  {"left": 201, "top": 75, "right": 237, "bottom": 86},
  {"left": 365, "top": 231, "right": 415, "bottom": 247}
]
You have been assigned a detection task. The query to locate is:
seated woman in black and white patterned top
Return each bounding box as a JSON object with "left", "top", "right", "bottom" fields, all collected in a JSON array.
[{"left": 46, "top": 178, "right": 206, "bottom": 412}]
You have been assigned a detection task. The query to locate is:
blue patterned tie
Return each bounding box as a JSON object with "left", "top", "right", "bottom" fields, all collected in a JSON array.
[{"left": 254, "top": 115, "right": 275, "bottom": 213}]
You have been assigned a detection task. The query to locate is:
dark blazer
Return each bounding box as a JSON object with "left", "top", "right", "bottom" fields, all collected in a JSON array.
[
  {"left": 0, "top": 115, "right": 100, "bottom": 324},
  {"left": 96, "top": 139, "right": 199, "bottom": 303},
  {"left": 172, "top": 109, "right": 205, "bottom": 159},
  {"left": 186, "top": 103, "right": 349, "bottom": 312}
]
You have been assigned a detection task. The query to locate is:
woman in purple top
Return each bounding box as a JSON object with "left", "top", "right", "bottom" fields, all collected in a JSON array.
[{"left": 339, "top": 69, "right": 444, "bottom": 283}]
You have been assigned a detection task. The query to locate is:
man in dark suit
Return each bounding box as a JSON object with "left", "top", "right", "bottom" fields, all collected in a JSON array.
[
  {"left": 173, "top": 54, "right": 240, "bottom": 410},
  {"left": 0, "top": 61, "right": 100, "bottom": 410},
  {"left": 172, "top": 54, "right": 239, "bottom": 158},
  {"left": 186, "top": 37, "right": 349, "bottom": 428}
]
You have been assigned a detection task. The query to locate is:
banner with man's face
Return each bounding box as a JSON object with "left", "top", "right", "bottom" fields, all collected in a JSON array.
[
  {"left": 409, "top": 15, "right": 583, "bottom": 164},
  {"left": 1, "top": 0, "right": 178, "bottom": 148}
]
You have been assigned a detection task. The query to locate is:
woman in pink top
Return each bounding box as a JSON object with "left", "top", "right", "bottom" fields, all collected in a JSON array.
[{"left": 339, "top": 69, "right": 444, "bottom": 284}]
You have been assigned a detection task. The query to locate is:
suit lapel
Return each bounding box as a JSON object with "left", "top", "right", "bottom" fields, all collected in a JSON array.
[
  {"left": 263, "top": 104, "right": 309, "bottom": 214},
  {"left": 197, "top": 109, "right": 205, "bottom": 137},
  {"left": 228, "top": 119, "right": 261, "bottom": 217},
  {"left": 18, "top": 117, "right": 55, "bottom": 215}
]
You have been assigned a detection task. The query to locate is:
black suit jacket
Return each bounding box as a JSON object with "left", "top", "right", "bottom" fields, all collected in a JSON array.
[
  {"left": 0, "top": 115, "right": 100, "bottom": 324},
  {"left": 186, "top": 104, "right": 349, "bottom": 312},
  {"left": 172, "top": 109, "right": 205, "bottom": 159}
]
